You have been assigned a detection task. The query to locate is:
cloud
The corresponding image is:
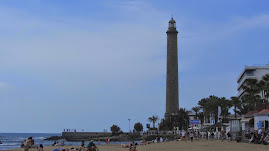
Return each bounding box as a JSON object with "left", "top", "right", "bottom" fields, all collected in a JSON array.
[{"left": 231, "top": 14, "right": 269, "bottom": 29}]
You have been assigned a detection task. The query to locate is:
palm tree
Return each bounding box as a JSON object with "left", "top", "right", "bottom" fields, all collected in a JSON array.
[
  {"left": 231, "top": 97, "right": 241, "bottom": 118},
  {"left": 240, "top": 95, "right": 256, "bottom": 113},
  {"left": 177, "top": 108, "right": 189, "bottom": 130},
  {"left": 242, "top": 79, "right": 261, "bottom": 110},
  {"left": 191, "top": 106, "right": 201, "bottom": 119},
  {"left": 198, "top": 112, "right": 204, "bottom": 124},
  {"left": 198, "top": 96, "right": 220, "bottom": 123},
  {"left": 159, "top": 118, "right": 173, "bottom": 131},
  {"left": 259, "top": 74, "right": 269, "bottom": 103},
  {"left": 148, "top": 115, "right": 159, "bottom": 130},
  {"left": 207, "top": 95, "right": 220, "bottom": 123},
  {"left": 238, "top": 104, "right": 250, "bottom": 115},
  {"left": 219, "top": 97, "right": 232, "bottom": 121},
  {"left": 198, "top": 98, "right": 210, "bottom": 122}
]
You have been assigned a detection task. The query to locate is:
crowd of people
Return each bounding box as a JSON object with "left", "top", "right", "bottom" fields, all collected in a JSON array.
[
  {"left": 64, "top": 129, "right": 77, "bottom": 132},
  {"left": 22, "top": 137, "right": 45, "bottom": 151},
  {"left": 20, "top": 129, "right": 268, "bottom": 151},
  {"left": 247, "top": 129, "right": 269, "bottom": 145},
  {"left": 176, "top": 128, "right": 269, "bottom": 146},
  {"left": 21, "top": 137, "right": 70, "bottom": 151},
  {"left": 176, "top": 130, "right": 232, "bottom": 142}
]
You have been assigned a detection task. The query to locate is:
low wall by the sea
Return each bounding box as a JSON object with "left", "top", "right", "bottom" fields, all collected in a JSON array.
[{"left": 62, "top": 132, "right": 111, "bottom": 141}]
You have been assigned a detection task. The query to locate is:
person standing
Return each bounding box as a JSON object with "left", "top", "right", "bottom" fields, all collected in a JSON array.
[
  {"left": 181, "top": 130, "right": 186, "bottom": 142},
  {"left": 221, "top": 130, "right": 225, "bottom": 142},
  {"left": 81, "top": 141, "right": 85, "bottom": 147},
  {"left": 61, "top": 141, "right": 65, "bottom": 146},
  {"left": 210, "top": 131, "right": 214, "bottom": 141},
  {"left": 24, "top": 137, "right": 32, "bottom": 151},
  {"left": 80, "top": 140, "right": 85, "bottom": 151},
  {"left": 190, "top": 131, "right": 194, "bottom": 142},
  {"left": 227, "top": 131, "right": 231, "bottom": 142},
  {"left": 107, "top": 137, "right": 110, "bottom": 144},
  {"left": 21, "top": 141, "right": 24, "bottom": 148}
]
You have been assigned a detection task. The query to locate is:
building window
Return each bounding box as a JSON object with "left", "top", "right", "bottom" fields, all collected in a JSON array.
[{"left": 245, "top": 70, "right": 254, "bottom": 76}]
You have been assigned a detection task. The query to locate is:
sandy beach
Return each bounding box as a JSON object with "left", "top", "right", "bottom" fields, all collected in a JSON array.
[{"left": 8, "top": 140, "right": 269, "bottom": 151}]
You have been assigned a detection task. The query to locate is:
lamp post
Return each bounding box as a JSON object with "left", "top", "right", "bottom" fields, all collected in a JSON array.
[{"left": 128, "top": 119, "right": 131, "bottom": 132}]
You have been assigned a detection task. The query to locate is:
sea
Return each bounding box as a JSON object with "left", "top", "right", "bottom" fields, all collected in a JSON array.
[{"left": 0, "top": 133, "right": 135, "bottom": 150}]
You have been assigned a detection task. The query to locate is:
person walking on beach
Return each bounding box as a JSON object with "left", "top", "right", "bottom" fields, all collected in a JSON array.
[
  {"left": 79, "top": 141, "right": 86, "bottom": 151},
  {"left": 210, "top": 131, "right": 214, "bottom": 141},
  {"left": 160, "top": 137, "right": 163, "bottom": 142},
  {"left": 181, "top": 130, "right": 186, "bottom": 142},
  {"left": 81, "top": 141, "right": 85, "bottom": 147},
  {"left": 190, "top": 131, "right": 194, "bottom": 142},
  {"left": 227, "top": 131, "right": 231, "bottom": 142},
  {"left": 98, "top": 137, "right": 100, "bottom": 145},
  {"left": 107, "top": 137, "right": 110, "bottom": 144},
  {"left": 221, "top": 130, "right": 225, "bottom": 142}
]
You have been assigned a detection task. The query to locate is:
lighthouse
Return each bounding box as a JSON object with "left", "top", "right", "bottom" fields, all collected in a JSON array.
[{"left": 165, "top": 18, "right": 179, "bottom": 119}]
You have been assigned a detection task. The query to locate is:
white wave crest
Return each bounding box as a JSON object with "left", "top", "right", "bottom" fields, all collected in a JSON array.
[{"left": 0, "top": 143, "right": 19, "bottom": 146}]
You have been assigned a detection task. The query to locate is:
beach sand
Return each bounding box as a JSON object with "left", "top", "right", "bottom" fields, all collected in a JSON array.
[{"left": 8, "top": 140, "right": 269, "bottom": 151}]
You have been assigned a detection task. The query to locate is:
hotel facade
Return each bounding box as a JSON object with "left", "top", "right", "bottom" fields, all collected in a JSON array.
[{"left": 237, "top": 63, "right": 269, "bottom": 100}]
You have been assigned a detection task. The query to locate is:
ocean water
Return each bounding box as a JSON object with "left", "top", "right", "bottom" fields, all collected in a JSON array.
[
  {"left": 0, "top": 133, "right": 138, "bottom": 150},
  {"left": 0, "top": 133, "right": 62, "bottom": 150}
]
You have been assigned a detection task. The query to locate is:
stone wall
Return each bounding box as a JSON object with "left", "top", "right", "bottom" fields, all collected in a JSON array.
[{"left": 62, "top": 132, "right": 111, "bottom": 141}]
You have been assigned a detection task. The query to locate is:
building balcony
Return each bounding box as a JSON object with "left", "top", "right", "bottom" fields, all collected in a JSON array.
[
  {"left": 237, "top": 75, "right": 256, "bottom": 90},
  {"left": 237, "top": 90, "right": 246, "bottom": 98}
]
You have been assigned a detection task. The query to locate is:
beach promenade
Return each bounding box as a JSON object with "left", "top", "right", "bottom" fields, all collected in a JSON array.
[{"left": 9, "top": 140, "right": 269, "bottom": 151}]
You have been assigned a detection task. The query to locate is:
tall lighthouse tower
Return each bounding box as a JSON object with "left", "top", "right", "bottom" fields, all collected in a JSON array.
[{"left": 165, "top": 18, "right": 179, "bottom": 119}]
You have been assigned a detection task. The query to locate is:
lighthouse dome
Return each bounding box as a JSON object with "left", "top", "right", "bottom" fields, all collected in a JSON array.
[
  {"left": 168, "top": 18, "right": 176, "bottom": 28},
  {"left": 169, "top": 18, "right": 176, "bottom": 23}
]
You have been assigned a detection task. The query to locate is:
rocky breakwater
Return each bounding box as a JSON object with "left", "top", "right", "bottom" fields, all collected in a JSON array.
[
  {"left": 62, "top": 132, "right": 111, "bottom": 141},
  {"left": 45, "top": 136, "right": 64, "bottom": 140},
  {"left": 61, "top": 132, "right": 143, "bottom": 142}
]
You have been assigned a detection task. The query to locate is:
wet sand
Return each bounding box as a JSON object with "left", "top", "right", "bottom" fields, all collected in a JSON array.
[{"left": 8, "top": 140, "right": 269, "bottom": 151}]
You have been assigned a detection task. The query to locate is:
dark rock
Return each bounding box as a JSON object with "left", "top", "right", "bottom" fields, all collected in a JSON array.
[{"left": 45, "top": 136, "right": 63, "bottom": 140}]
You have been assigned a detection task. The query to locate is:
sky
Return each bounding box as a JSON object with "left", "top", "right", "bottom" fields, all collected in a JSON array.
[{"left": 0, "top": 0, "right": 269, "bottom": 133}]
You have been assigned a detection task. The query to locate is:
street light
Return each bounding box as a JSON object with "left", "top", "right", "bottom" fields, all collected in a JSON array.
[{"left": 128, "top": 119, "right": 131, "bottom": 132}]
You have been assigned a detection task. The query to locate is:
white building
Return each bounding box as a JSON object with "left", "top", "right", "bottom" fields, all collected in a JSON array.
[
  {"left": 254, "top": 109, "right": 269, "bottom": 130},
  {"left": 241, "top": 111, "right": 258, "bottom": 131},
  {"left": 188, "top": 112, "right": 197, "bottom": 121},
  {"left": 237, "top": 63, "right": 269, "bottom": 99}
]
